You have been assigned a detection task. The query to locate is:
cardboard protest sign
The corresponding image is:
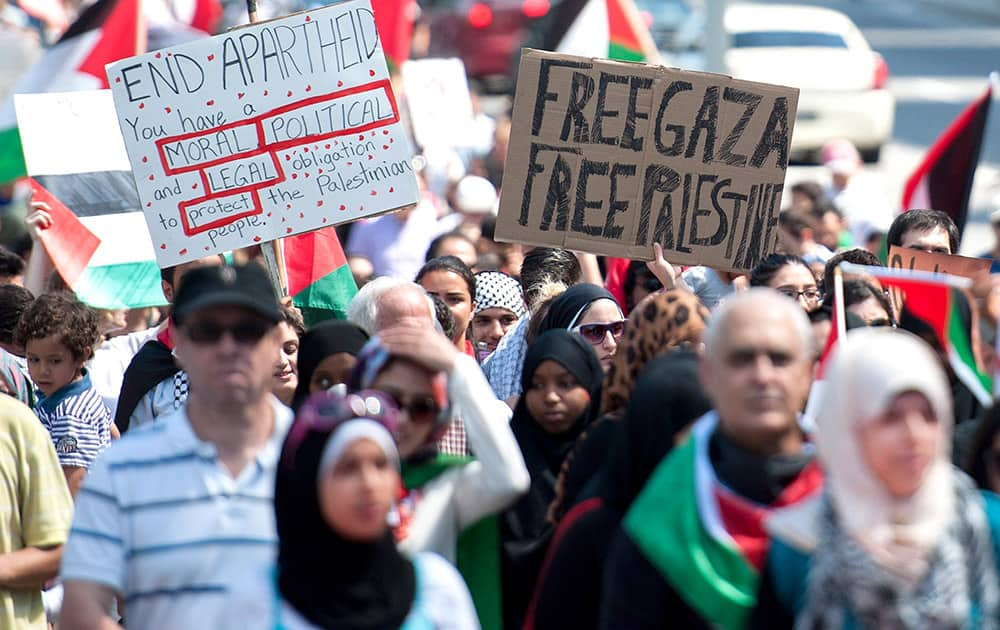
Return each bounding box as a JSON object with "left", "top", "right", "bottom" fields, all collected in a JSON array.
[
  {"left": 888, "top": 246, "right": 991, "bottom": 279},
  {"left": 105, "top": 0, "right": 421, "bottom": 267},
  {"left": 495, "top": 48, "right": 799, "bottom": 272},
  {"left": 401, "top": 58, "right": 474, "bottom": 149}
]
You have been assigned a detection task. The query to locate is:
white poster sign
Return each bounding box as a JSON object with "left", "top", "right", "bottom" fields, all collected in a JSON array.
[
  {"left": 106, "top": 0, "right": 420, "bottom": 266},
  {"left": 401, "top": 57, "right": 475, "bottom": 149}
]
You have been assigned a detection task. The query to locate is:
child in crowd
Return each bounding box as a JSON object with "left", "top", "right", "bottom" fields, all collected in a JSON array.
[{"left": 15, "top": 292, "right": 112, "bottom": 496}]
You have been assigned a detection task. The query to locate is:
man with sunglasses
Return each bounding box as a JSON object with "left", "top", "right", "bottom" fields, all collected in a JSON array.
[{"left": 60, "top": 264, "right": 294, "bottom": 630}]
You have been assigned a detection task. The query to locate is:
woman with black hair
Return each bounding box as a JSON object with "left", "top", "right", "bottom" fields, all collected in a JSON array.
[
  {"left": 750, "top": 253, "right": 822, "bottom": 312},
  {"left": 417, "top": 256, "right": 477, "bottom": 355}
]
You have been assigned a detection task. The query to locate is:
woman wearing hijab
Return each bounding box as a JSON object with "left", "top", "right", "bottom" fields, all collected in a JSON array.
[
  {"left": 291, "top": 321, "right": 370, "bottom": 410},
  {"left": 545, "top": 289, "right": 711, "bottom": 527},
  {"left": 538, "top": 284, "right": 624, "bottom": 373},
  {"left": 268, "top": 389, "right": 479, "bottom": 629},
  {"left": 526, "top": 351, "right": 712, "bottom": 630},
  {"left": 351, "top": 321, "right": 529, "bottom": 630},
  {"left": 752, "top": 329, "right": 1000, "bottom": 629},
  {"left": 501, "top": 330, "right": 604, "bottom": 628}
]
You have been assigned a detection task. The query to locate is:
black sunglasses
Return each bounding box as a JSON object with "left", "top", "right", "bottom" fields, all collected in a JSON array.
[
  {"left": 183, "top": 318, "right": 273, "bottom": 345},
  {"left": 377, "top": 387, "right": 441, "bottom": 424}
]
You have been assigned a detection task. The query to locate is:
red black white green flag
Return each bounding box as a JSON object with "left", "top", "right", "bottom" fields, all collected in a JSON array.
[{"left": 900, "top": 75, "right": 994, "bottom": 237}]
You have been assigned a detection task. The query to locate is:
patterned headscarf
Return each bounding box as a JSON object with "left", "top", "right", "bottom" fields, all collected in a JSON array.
[
  {"left": 473, "top": 271, "right": 526, "bottom": 318},
  {"left": 601, "top": 290, "right": 709, "bottom": 416}
]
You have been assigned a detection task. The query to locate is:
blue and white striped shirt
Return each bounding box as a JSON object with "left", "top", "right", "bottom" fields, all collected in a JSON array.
[
  {"left": 34, "top": 371, "right": 112, "bottom": 469},
  {"left": 61, "top": 397, "right": 293, "bottom": 629}
]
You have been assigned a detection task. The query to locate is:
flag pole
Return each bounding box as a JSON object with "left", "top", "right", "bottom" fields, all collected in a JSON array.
[
  {"left": 240, "top": 0, "right": 288, "bottom": 298},
  {"left": 833, "top": 266, "right": 846, "bottom": 341}
]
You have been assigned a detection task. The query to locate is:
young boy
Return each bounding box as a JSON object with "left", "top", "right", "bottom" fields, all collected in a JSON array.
[{"left": 15, "top": 292, "right": 112, "bottom": 496}]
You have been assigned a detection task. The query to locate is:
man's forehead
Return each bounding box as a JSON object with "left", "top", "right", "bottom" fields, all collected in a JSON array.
[
  {"left": 716, "top": 308, "right": 803, "bottom": 353},
  {"left": 901, "top": 226, "right": 950, "bottom": 248},
  {"left": 183, "top": 304, "right": 264, "bottom": 323}
]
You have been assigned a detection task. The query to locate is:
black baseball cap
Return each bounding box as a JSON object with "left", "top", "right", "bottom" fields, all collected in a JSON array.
[{"left": 172, "top": 264, "right": 281, "bottom": 326}]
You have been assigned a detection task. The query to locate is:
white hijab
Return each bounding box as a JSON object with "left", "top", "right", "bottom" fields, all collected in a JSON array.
[{"left": 814, "top": 328, "right": 954, "bottom": 581}]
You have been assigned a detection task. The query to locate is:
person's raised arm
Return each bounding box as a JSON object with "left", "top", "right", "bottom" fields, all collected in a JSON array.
[
  {"left": 23, "top": 200, "right": 55, "bottom": 296},
  {"left": 645, "top": 242, "right": 692, "bottom": 293},
  {"left": 379, "top": 323, "right": 529, "bottom": 527}
]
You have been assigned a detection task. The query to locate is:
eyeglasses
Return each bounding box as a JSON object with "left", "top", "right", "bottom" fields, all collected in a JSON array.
[
  {"left": 775, "top": 286, "right": 822, "bottom": 303},
  {"left": 183, "top": 318, "right": 273, "bottom": 345},
  {"left": 572, "top": 320, "right": 627, "bottom": 345},
  {"left": 281, "top": 389, "right": 400, "bottom": 467},
  {"left": 377, "top": 387, "right": 441, "bottom": 424}
]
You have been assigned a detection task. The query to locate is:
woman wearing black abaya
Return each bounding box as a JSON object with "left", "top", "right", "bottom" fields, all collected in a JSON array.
[
  {"left": 524, "top": 351, "right": 712, "bottom": 630},
  {"left": 501, "top": 330, "right": 604, "bottom": 629}
]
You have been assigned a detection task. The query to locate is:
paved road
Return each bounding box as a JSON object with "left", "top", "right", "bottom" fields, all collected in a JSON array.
[{"left": 757, "top": 0, "right": 1000, "bottom": 254}]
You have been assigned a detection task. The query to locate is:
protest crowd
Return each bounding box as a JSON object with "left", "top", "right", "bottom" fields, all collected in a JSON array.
[{"left": 4, "top": 0, "right": 1000, "bottom": 628}]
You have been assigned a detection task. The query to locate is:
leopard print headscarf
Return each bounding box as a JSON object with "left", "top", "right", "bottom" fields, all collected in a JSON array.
[{"left": 600, "top": 289, "right": 709, "bottom": 417}]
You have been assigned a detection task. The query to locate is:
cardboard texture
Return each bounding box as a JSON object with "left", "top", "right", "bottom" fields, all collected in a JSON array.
[
  {"left": 105, "top": 0, "right": 420, "bottom": 267},
  {"left": 888, "top": 246, "right": 992, "bottom": 279},
  {"left": 495, "top": 48, "right": 799, "bottom": 272}
]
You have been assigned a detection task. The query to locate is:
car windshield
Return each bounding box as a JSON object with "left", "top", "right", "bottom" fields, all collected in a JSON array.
[{"left": 731, "top": 31, "right": 848, "bottom": 48}]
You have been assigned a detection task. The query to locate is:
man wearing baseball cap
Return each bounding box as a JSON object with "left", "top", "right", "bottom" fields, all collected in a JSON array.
[{"left": 59, "top": 264, "right": 294, "bottom": 629}]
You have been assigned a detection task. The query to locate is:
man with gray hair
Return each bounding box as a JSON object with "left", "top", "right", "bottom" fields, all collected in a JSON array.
[{"left": 599, "top": 289, "right": 823, "bottom": 629}]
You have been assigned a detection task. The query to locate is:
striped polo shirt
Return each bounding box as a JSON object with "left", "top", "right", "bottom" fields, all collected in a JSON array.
[
  {"left": 33, "top": 371, "right": 112, "bottom": 469},
  {"left": 61, "top": 397, "right": 293, "bottom": 629}
]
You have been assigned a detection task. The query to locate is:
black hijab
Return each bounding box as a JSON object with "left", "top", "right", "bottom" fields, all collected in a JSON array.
[
  {"left": 512, "top": 330, "right": 605, "bottom": 476},
  {"left": 538, "top": 283, "right": 621, "bottom": 333},
  {"left": 602, "top": 351, "right": 712, "bottom": 513},
  {"left": 292, "top": 321, "right": 370, "bottom": 410},
  {"left": 275, "top": 398, "right": 414, "bottom": 630}
]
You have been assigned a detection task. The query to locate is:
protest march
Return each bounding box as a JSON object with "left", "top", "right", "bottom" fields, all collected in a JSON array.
[{"left": 2, "top": 0, "right": 1000, "bottom": 627}]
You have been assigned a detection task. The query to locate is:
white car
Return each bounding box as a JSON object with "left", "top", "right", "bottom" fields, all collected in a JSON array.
[{"left": 723, "top": 4, "right": 895, "bottom": 162}]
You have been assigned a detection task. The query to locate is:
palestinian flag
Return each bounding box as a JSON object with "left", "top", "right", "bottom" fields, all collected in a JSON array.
[
  {"left": 624, "top": 415, "right": 822, "bottom": 629},
  {"left": 369, "top": 0, "right": 416, "bottom": 71},
  {"left": 284, "top": 227, "right": 358, "bottom": 326},
  {"left": 17, "top": 90, "right": 163, "bottom": 310},
  {"left": 544, "top": 0, "right": 659, "bottom": 63},
  {"left": 0, "top": 0, "right": 144, "bottom": 184},
  {"left": 841, "top": 263, "right": 992, "bottom": 405},
  {"left": 900, "top": 75, "right": 994, "bottom": 237},
  {"left": 32, "top": 171, "right": 166, "bottom": 309}
]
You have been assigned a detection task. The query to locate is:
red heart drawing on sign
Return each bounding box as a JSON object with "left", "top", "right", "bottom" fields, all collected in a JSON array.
[
  {"left": 254, "top": 236, "right": 262, "bottom": 242},
  {"left": 192, "top": 183, "right": 198, "bottom": 189},
  {"left": 325, "top": 144, "right": 331, "bottom": 149},
  {"left": 238, "top": 93, "right": 245, "bottom": 99},
  {"left": 286, "top": 227, "right": 293, "bottom": 234},
  {"left": 305, "top": 15, "right": 311, "bottom": 21},
  {"left": 155, "top": 52, "right": 162, "bottom": 58},
  {"left": 389, "top": 187, "right": 394, "bottom": 192},
  {"left": 337, "top": 80, "right": 343, "bottom": 87},
  {"left": 264, "top": 90, "right": 269, "bottom": 96},
  {"left": 160, "top": 244, "right": 166, "bottom": 249},
  {"left": 316, "top": 201, "right": 324, "bottom": 207},
  {"left": 369, "top": 69, "right": 375, "bottom": 76},
  {"left": 207, "top": 54, "right": 214, "bottom": 61},
  {"left": 287, "top": 90, "right": 293, "bottom": 97},
  {"left": 322, "top": 217, "right": 327, "bottom": 223},
  {"left": 339, "top": 204, "right": 346, "bottom": 210},
  {"left": 291, "top": 174, "right": 298, "bottom": 180},
  {"left": 179, "top": 248, "right": 188, "bottom": 255},
  {"left": 306, "top": 85, "right": 312, "bottom": 91},
  {"left": 115, "top": 77, "right": 121, "bottom": 83},
  {"left": 138, "top": 102, "right": 145, "bottom": 109},
  {"left": 165, "top": 107, "right": 172, "bottom": 113},
  {"left": 370, "top": 190, "right": 376, "bottom": 196},
  {"left": 299, "top": 212, "right": 305, "bottom": 218},
  {"left": 142, "top": 156, "right": 148, "bottom": 162},
  {"left": 206, "top": 100, "right": 214, "bottom": 106},
  {"left": 148, "top": 174, "right": 154, "bottom": 180},
  {"left": 146, "top": 202, "right": 151, "bottom": 207},
  {"left": 382, "top": 145, "right": 389, "bottom": 150},
  {"left": 383, "top": 130, "right": 389, "bottom": 135}
]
